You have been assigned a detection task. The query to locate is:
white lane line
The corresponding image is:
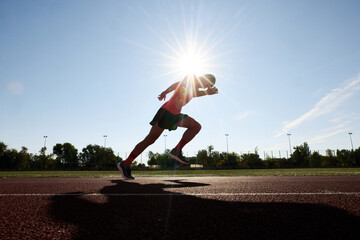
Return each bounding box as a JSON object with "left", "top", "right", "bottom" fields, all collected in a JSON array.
[{"left": 0, "top": 192, "right": 359, "bottom": 197}]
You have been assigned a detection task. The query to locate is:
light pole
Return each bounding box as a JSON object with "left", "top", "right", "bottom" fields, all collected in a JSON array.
[
  {"left": 348, "top": 133, "right": 354, "bottom": 151},
  {"left": 225, "top": 134, "right": 229, "bottom": 153},
  {"left": 43, "top": 136, "right": 48, "bottom": 170},
  {"left": 103, "top": 135, "right": 107, "bottom": 169},
  {"left": 287, "top": 134, "right": 292, "bottom": 157},
  {"left": 225, "top": 134, "right": 229, "bottom": 168},
  {"left": 163, "top": 135, "right": 167, "bottom": 152},
  {"left": 103, "top": 135, "right": 107, "bottom": 149},
  {"left": 43, "top": 136, "right": 48, "bottom": 149}
]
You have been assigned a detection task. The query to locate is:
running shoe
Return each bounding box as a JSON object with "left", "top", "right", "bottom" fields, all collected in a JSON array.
[
  {"left": 168, "top": 149, "right": 189, "bottom": 164},
  {"left": 117, "top": 162, "right": 135, "bottom": 180}
]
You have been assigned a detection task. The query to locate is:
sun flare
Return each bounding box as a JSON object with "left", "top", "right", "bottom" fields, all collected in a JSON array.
[
  {"left": 139, "top": 3, "right": 226, "bottom": 82},
  {"left": 176, "top": 49, "right": 207, "bottom": 77}
]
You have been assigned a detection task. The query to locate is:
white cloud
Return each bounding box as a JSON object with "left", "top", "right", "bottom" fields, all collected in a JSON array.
[
  {"left": 7, "top": 81, "right": 24, "bottom": 95},
  {"left": 233, "top": 111, "right": 252, "bottom": 121},
  {"left": 275, "top": 74, "right": 360, "bottom": 137},
  {"left": 329, "top": 115, "right": 345, "bottom": 124},
  {"left": 308, "top": 127, "right": 348, "bottom": 145}
]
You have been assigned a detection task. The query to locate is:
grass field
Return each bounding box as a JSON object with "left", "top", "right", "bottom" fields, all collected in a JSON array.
[{"left": 1, "top": 168, "right": 360, "bottom": 178}]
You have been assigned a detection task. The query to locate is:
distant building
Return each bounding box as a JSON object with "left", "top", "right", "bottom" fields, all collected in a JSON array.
[
  {"left": 149, "top": 165, "right": 160, "bottom": 169},
  {"left": 190, "top": 164, "right": 203, "bottom": 169}
]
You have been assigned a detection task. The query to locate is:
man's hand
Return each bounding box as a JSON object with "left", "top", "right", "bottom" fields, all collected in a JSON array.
[
  {"left": 206, "top": 87, "right": 218, "bottom": 95},
  {"left": 158, "top": 91, "right": 167, "bottom": 101},
  {"left": 158, "top": 81, "right": 180, "bottom": 101}
]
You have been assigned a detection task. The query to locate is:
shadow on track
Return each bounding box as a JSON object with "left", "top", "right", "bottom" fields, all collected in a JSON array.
[{"left": 50, "top": 179, "right": 360, "bottom": 240}]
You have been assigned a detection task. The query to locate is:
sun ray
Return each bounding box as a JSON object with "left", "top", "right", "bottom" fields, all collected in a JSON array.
[{"left": 128, "top": 1, "right": 246, "bottom": 85}]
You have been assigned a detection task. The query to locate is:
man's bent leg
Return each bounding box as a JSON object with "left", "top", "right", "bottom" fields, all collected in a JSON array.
[
  {"left": 168, "top": 116, "right": 201, "bottom": 164},
  {"left": 123, "top": 122, "right": 164, "bottom": 166},
  {"left": 174, "top": 116, "right": 201, "bottom": 151}
]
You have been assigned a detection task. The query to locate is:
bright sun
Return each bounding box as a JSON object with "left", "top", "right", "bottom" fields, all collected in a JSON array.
[
  {"left": 177, "top": 49, "right": 206, "bottom": 76},
  {"left": 144, "top": 16, "right": 218, "bottom": 80},
  {"left": 153, "top": 34, "right": 218, "bottom": 83}
]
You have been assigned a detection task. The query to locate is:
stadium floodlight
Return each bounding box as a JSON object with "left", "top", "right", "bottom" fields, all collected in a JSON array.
[
  {"left": 225, "top": 134, "right": 229, "bottom": 153},
  {"left": 225, "top": 134, "right": 230, "bottom": 168},
  {"left": 348, "top": 133, "right": 354, "bottom": 151},
  {"left": 103, "top": 135, "right": 107, "bottom": 149},
  {"left": 287, "top": 134, "right": 292, "bottom": 156},
  {"left": 103, "top": 135, "right": 107, "bottom": 169},
  {"left": 43, "top": 136, "right": 48, "bottom": 170},
  {"left": 43, "top": 136, "right": 48, "bottom": 149},
  {"left": 163, "top": 135, "right": 167, "bottom": 152}
]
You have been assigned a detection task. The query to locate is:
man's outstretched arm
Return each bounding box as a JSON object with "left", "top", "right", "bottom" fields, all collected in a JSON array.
[
  {"left": 194, "top": 87, "right": 218, "bottom": 98},
  {"left": 158, "top": 81, "right": 180, "bottom": 101}
]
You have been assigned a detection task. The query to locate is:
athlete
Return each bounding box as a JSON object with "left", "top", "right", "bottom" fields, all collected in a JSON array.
[{"left": 117, "top": 74, "right": 218, "bottom": 179}]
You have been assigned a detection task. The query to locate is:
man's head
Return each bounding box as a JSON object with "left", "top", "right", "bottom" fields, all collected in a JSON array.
[{"left": 196, "top": 74, "right": 216, "bottom": 89}]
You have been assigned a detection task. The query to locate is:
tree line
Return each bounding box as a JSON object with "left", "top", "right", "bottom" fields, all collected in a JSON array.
[
  {"left": 0, "top": 141, "right": 359, "bottom": 170},
  {"left": 148, "top": 143, "right": 360, "bottom": 169},
  {"left": 0, "top": 141, "right": 125, "bottom": 170}
]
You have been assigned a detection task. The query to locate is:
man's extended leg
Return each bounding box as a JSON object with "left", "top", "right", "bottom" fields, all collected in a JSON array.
[
  {"left": 118, "top": 122, "right": 164, "bottom": 179},
  {"left": 169, "top": 116, "right": 201, "bottom": 164},
  {"left": 123, "top": 122, "right": 164, "bottom": 166}
]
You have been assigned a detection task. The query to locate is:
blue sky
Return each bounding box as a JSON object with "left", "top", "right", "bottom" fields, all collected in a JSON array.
[{"left": 1, "top": 0, "right": 360, "bottom": 162}]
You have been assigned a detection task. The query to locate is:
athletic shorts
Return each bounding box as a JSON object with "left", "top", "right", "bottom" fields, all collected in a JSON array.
[{"left": 150, "top": 108, "right": 188, "bottom": 131}]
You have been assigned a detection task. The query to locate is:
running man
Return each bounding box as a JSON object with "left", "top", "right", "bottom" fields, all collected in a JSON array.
[{"left": 117, "top": 74, "right": 218, "bottom": 179}]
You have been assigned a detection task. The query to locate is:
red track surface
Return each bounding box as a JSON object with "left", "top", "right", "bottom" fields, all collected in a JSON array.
[{"left": 1, "top": 176, "right": 360, "bottom": 239}]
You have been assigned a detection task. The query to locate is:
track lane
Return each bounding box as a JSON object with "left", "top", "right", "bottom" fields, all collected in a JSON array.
[{"left": 1, "top": 176, "right": 360, "bottom": 239}]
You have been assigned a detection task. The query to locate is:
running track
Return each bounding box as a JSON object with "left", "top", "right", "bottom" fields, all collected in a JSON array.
[{"left": 1, "top": 176, "right": 360, "bottom": 239}]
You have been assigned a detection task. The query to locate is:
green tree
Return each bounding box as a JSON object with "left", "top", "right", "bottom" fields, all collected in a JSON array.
[
  {"left": 79, "top": 144, "right": 102, "bottom": 170},
  {"left": 0, "top": 142, "right": 7, "bottom": 158},
  {"left": 336, "top": 149, "right": 355, "bottom": 167},
  {"left": 147, "top": 151, "right": 159, "bottom": 166},
  {"left": 188, "top": 156, "right": 197, "bottom": 164},
  {"left": 136, "top": 163, "right": 147, "bottom": 170},
  {"left": 355, "top": 147, "right": 360, "bottom": 167},
  {"left": 31, "top": 147, "right": 55, "bottom": 170},
  {"left": 197, "top": 149, "right": 208, "bottom": 166},
  {"left": 0, "top": 142, "right": 11, "bottom": 169},
  {"left": 218, "top": 152, "right": 240, "bottom": 168},
  {"left": 103, "top": 147, "right": 122, "bottom": 169},
  {"left": 53, "top": 143, "right": 79, "bottom": 169},
  {"left": 159, "top": 150, "right": 176, "bottom": 169},
  {"left": 207, "top": 145, "right": 214, "bottom": 158},
  {"left": 0, "top": 142, "right": 6, "bottom": 154},
  {"left": 18, "top": 147, "right": 31, "bottom": 170},
  {"left": 309, "top": 151, "right": 321, "bottom": 167},
  {"left": 147, "top": 150, "right": 175, "bottom": 169},
  {"left": 240, "top": 153, "right": 262, "bottom": 169},
  {"left": 0, "top": 146, "right": 32, "bottom": 170},
  {"left": 264, "top": 157, "right": 289, "bottom": 168},
  {"left": 321, "top": 149, "right": 336, "bottom": 167},
  {"left": 292, "top": 142, "right": 311, "bottom": 167},
  {"left": 3, "top": 148, "right": 18, "bottom": 169},
  {"left": 196, "top": 146, "right": 227, "bottom": 168}
]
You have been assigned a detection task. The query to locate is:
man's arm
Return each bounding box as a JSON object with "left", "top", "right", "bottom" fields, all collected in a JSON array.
[
  {"left": 194, "top": 87, "right": 218, "bottom": 98},
  {"left": 158, "top": 81, "right": 180, "bottom": 101}
]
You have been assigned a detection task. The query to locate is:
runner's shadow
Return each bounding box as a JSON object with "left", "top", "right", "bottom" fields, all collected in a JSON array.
[{"left": 50, "top": 179, "right": 360, "bottom": 240}]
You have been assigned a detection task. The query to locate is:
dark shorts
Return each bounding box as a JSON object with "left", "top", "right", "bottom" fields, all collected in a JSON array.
[{"left": 150, "top": 108, "right": 188, "bottom": 131}]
